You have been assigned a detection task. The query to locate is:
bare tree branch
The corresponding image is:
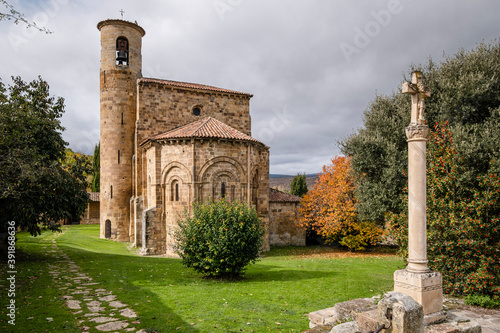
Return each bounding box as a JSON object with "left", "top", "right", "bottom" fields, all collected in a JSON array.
[{"left": 0, "top": 0, "right": 52, "bottom": 34}]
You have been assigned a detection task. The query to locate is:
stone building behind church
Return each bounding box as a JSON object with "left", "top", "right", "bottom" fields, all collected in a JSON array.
[{"left": 97, "top": 19, "right": 304, "bottom": 255}]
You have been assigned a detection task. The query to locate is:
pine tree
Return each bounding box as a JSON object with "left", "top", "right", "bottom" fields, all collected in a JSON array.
[
  {"left": 90, "top": 142, "right": 100, "bottom": 192},
  {"left": 290, "top": 173, "right": 308, "bottom": 197}
]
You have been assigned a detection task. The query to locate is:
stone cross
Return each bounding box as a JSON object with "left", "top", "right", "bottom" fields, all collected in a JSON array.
[
  {"left": 394, "top": 71, "right": 443, "bottom": 315},
  {"left": 402, "top": 71, "right": 431, "bottom": 126}
]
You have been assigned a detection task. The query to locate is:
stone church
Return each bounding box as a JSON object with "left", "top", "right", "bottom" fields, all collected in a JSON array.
[{"left": 97, "top": 19, "right": 304, "bottom": 255}]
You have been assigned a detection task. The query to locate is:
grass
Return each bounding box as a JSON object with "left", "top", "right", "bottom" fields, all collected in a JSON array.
[
  {"left": 0, "top": 229, "right": 80, "bottom": 332},
  {"left": 1, "top": 225, "right": 402, "bottom": 332}
]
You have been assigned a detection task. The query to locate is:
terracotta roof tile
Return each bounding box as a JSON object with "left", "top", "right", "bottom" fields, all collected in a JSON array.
[
  {"left": 138, "top": 78, "right": 253, "bottom": 97},
  {"left": 142, "top": 117, "right": 265, "bottom": 146},
  {"left": 269, "top": 188, "right": 301, "bottom": 203}
]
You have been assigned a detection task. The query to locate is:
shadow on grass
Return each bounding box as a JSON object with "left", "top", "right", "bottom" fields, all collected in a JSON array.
[
  {"left": 15, "top": 231, "right": 200, "bottom": 333},
  {"left": 242, "top": 264, "right": 338, "bottom": 284},
  {"left": 56, "top": 243, "right": 336, "bottom": 284}
]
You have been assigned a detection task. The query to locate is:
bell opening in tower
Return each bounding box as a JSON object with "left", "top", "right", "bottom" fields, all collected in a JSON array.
[{"left": 116, "top": 37, "right": 129, "bottom": 66}]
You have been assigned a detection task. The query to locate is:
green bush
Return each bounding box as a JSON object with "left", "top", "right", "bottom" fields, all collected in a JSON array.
[
  {"left": 465, "top": 294, "right": 500, "bottom": 309},
  {"left": 174, "top": 199, "right": 265, "bottom": 279}
]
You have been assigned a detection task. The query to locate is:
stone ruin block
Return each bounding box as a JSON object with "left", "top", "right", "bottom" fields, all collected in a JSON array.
[
  {"left": 377, "top": 292, "right": 424, "bottom": 333},
  {"left": 308, "top": 298, "right": 375, "bottom": 329}
]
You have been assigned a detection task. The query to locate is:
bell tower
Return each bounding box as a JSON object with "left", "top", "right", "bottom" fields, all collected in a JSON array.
[{"left": 97, "top": 19, "right": 145, "bottom": 241}]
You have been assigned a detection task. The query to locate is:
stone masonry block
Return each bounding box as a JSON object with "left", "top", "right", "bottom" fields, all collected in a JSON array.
[
  {"left": 309, "top": 298, "right": 375, "bottom": 329},
  {"left": 394, "top": 269, "right": 443, "bottom": 315},
  {"left": 334, "top": 298, "right": 376, "bottom": 322},
  {"left": 378, "top": 291, "right": 424, "bottom": 333},
  {"left": 357, "top": 309, "right": 378, "bottom": 333},
  {"left": 309, "top": 307, "right": 336, "bottom": 327}
]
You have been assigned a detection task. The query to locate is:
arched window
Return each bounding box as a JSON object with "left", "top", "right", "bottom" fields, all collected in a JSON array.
[
  {"left": 252, "top": 172, "right": 258, "bottom": 209},
  {"left": 116, "top": 37, "right": 129, "bottom": 65},
  {"left": 221, "top": 182, "right": 226, "bottom": 199},
  {"left": 105, "top": 219, "right": 111, "bottom": 238},
  {"left": 213, "top": 173, "right": 234, "bottom": 201},
  {"left": 171, "top": 180, "right": 180, "bottom": 202}
]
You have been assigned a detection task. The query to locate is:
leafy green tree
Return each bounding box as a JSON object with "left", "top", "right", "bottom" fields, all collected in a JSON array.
[
  {"left": 91, "top": 142, "right": 100, "bottom": 192},
  {"left": 62, "top": 148, "right": 92, "bottom": 188},
  {"left": 290, "top": 173, "right": 308, "bottom": 197},
  {"left": 174, "top": 199, "right": 264, "bottom": 279},
  {"left": 340, "top": 39, "right": 500, "bottom": 222},
  {"left": 0, "top": 76, "right": 90, "bottom": 236}
]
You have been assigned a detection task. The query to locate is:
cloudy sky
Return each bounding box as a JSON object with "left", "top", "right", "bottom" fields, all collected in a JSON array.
[{"left": 1, "top": 0, "right": 498, "bottom": 174}]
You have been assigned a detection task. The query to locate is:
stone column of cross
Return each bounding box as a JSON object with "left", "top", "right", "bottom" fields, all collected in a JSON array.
[
  {"left": 394, "top": 71, "right": 442, "bottom": 315},
  {"left": 402, "top": 71, "right": 431, "bottom": 273}
]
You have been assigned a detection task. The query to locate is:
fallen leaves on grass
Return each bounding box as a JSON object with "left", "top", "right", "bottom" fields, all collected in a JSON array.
[{"left": 266, "top": 246, "right": 397, "bottom": 260}]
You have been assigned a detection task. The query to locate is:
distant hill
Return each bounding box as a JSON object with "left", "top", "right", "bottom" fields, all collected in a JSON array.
[
  {"left": 269, "top": 174, "right": 292, "bottom": 179},
  {"left": 270, "top": 173, "right": 320, "bottom": 179},
  {"left": 269, "top": 173, "right": 319, "bottom": 193}
]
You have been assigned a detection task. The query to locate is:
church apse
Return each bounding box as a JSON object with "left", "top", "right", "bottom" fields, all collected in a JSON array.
[{"left": 139, "top": 117, "right": 269, "bottom": 255}]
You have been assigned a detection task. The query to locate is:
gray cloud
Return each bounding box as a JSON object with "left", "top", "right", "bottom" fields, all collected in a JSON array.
[{"left": 1, "top": 0, "right": 498, "bottom": 174}]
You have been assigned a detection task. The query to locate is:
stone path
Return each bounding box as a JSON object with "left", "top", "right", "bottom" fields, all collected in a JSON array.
[
  {"left": 444, "top": 309, "right": 500, "bottom": 333},
  {"left": 45, "top": 237, "right": 145, "bottom": 332}
]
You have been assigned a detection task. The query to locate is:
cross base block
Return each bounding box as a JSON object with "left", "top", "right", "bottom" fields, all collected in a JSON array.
[{"left": 394, "top": 269, "right": 443, "bottom": 315}]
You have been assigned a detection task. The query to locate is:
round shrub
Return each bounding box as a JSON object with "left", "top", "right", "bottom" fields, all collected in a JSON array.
[{"left": 174, "top": 199, "right": 265, "bottom": 279}]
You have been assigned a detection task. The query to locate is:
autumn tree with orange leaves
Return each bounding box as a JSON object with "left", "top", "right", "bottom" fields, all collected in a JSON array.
[{"left": 298, "top": 156, "right": 382, "bottom": 251}]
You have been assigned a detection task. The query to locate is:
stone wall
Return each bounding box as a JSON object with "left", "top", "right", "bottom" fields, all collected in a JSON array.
[
  {"left": 80, "top": 202, "right": 100, "bottom": 225},
  {"left": 141, "top": 207, "right": 165, "bottom": 255},
  {"left": 269, "top": 201, "right": 305, "bottom": 246}
]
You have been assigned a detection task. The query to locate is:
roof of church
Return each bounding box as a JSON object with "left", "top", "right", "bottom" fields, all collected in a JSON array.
[
  {"left": 269, "top": 188, "right": 301, "bottom": 203},
  {"left": 142, "top": 117, "right": 265, "bottom": 146},
  {"left": 138, "top": 78, "right": 253, "bottom": 97}
]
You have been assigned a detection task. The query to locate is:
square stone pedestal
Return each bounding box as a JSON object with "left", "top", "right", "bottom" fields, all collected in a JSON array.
[{"left": 394, "top": 269, "right": 443, "bottom": 315}]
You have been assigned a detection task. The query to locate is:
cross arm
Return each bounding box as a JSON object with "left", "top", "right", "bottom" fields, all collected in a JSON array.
[{"left": 402, "top": 82, "right": 417, "bottom": 95}]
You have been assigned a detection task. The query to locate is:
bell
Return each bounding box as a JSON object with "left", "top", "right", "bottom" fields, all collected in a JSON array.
[{"left": 116, "top": 50, "right": 128, "bottom": 65}]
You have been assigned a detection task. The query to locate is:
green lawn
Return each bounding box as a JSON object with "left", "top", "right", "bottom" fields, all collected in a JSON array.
[{"left": 2, "top": 225, "right": 402, "bottom": 332}]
